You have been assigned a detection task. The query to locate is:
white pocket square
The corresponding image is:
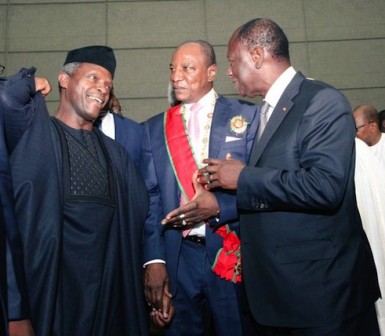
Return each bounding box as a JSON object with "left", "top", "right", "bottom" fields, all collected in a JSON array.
[{"left": 225, "top": 136, "right": 242, "bottom": 142}]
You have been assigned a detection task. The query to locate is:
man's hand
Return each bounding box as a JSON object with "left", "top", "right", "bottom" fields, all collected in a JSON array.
[
  {"left": 9, "top": 319, "right": 35, "bottom": 336},
  {"left": 198, "top": 154, "right": 245, "bottom": 190},
  {"left": 149, "top": 288, "right": 175, "bottom": 328},
  {"left": 144, "top": 263, "right": 170, "bottom": 312},
  {"left": 161, "top": 171, "right": 219, "bottom": 228},
  {"left": 34, "top": 77, "right": 51, "bottom": 96},
  {"left": 144, "top": 263, "right": 175, "bottom": 327}
]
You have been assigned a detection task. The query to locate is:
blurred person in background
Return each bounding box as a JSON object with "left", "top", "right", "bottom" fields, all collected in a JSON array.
[{"left": 353, "top": 104, "right": 385, "bottom": 168}]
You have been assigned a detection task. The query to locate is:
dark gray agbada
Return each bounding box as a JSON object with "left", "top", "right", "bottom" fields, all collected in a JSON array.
[{"left": 0, "top": 67, "right": 149, "bottom": 336}]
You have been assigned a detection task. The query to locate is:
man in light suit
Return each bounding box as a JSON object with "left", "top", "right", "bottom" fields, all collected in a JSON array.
[
  {"left": 141, "top": 40, "right": 258, "bottom": 335},
  {"left": 200, "top": 19, "right": 381, "bottom": 335}
]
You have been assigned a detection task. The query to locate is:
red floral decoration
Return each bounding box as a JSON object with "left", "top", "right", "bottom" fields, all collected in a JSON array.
[{"left": 212, "top": 225, "right": 242, "bottom": 283}]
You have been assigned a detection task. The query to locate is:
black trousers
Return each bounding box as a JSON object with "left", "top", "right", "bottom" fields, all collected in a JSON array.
[{"left": 248, "top": 305, "right": 380, "bottom": 336}]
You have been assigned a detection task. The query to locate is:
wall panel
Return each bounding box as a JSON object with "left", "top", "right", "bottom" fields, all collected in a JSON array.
[{"left": 1, "top": 0, "right": 384, "bottom": 121}]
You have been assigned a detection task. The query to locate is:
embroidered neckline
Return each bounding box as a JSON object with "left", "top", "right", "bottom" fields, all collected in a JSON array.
[{"left": 181, "top": 92, "right": 218, "bottom": 165}]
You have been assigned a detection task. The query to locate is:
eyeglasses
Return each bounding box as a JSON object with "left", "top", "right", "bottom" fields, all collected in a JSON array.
[
  {"left": 0, "top": 65, "right": 5, "bottom": 75},
  {"left": 356, "top": 121, "right": 374, "bottom": 132}
]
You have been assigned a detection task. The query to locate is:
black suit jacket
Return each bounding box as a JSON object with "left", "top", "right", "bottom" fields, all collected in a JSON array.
[{"left": 237, "top": 72, "right": 380, "bottom": 328}]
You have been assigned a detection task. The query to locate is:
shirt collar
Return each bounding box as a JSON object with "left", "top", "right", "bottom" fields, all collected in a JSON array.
[
  {"left": 184, "top": 88, "right": 216, "bottom": 111},
  {"left": 99, "top": 111, "right": 116, "bottom": 140},
  {"left": 264, "top": 66, "right": 296, "bottom": 108}
]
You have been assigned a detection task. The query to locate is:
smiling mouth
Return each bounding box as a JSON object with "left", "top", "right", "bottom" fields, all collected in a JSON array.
[{"left": 87, "top": 94, "right": 104, "bottom": 106}]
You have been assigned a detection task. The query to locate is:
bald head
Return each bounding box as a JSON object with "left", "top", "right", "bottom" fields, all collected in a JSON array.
[
  {"left": 176, "top": 40, "right": 216, "bottom": 68},
  {"left": 170, "top": 40, "right": 217, "bottom": 104},
  {"left": 353, "top": 104, "right": 381, "bottom": 146}
]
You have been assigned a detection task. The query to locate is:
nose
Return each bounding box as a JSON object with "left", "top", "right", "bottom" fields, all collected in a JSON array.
[
  {"left": 170, "top": 67, "right": 182, "bottom": 84},
  {"left": 96, "top": 82, "right": 109, "bottom": 96},
  {"left": 227, "top": 66, "right": 233, "bottom": 78}
]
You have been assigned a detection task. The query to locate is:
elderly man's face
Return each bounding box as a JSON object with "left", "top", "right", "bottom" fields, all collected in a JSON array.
[
  {"left": 227, "top": 35, "right": 261, "bottom": 98},
  {"left": 60, "top": 63, "right": 113, "bottom": 124},
  {"left": 353, "top": 110, "right": 375, "bottom": 145},
  {"left": 170, "top": 43, "right": 216, "bottom": 104}
]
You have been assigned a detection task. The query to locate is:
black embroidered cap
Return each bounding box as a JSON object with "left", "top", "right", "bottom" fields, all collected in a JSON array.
[{"left": 64, "top": 46, "right": 116, "bottom": 78}]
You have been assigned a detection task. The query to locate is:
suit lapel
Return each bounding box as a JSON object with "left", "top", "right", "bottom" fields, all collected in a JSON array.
[
  {"left": 248, "top": 73, "right": 305, "bottom": 166},
  {"left": 113, "top": 114, "right": 122, "bottom": 142},
  {"left": 209, "top": 96, "right": 230, "bottom": 158}
]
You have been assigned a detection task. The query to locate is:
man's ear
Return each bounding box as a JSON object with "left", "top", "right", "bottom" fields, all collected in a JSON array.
[
  {"left": 251, "top": 47, "right": 264, "bottom": 69},
  {"left": 207, "top": 64, "right": 217, "bottom": 83},
  {"left": 58, "top": 72, "right": 69, "bottom": 89}
]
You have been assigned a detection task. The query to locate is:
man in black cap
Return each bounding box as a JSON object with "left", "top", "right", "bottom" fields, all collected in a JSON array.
[{"left": 0, "top": 46, "right": 149, "bottom": 336}]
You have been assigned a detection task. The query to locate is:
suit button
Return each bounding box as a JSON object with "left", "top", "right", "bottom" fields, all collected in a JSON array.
[{"left": 260, "top": 203, "right": 266, "bottom": 209}]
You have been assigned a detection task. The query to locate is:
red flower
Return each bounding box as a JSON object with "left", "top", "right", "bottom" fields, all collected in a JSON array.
[{"left": 212, "top": 226, "right": 242, "bottom": 283}]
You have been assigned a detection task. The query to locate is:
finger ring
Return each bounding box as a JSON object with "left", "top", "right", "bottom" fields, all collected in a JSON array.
[
  {"left": 179, "top": 214, "right": 186, "bottom": 219},
  {"left": 206, "top": 179, "right": 211, "bottom": 185},
  {"left": 182, "top": 219, "right": 187, "bottom": 226}
]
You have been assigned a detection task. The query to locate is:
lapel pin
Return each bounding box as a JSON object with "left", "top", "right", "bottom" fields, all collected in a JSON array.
[{"left": 282, "top": 107, "right": 287, "bottom": 112}]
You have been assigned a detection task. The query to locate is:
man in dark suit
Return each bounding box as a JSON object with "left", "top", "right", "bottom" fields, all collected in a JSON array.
[
  {"left": 97, "top": 92, "right": 143, "bottom": 168},
  {"left": 141, "top": 40, "right": 258, "bottom": 335},
  {"left": 199, "top": 18, "right": 381, "bottom": 335}
]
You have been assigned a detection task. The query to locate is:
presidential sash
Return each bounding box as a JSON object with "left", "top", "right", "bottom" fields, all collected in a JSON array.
[
  {"left": 164, "top": 104, "right": 197, "bottom": 201},
  {"left": 164, "top": 104, "right": 242, "bottom": 283}
]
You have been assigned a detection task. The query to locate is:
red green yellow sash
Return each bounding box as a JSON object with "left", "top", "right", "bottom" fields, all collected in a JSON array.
[
  {"left": 164, "top": 104, "right": 242, "bottom": 283},
  {"left": 164, "top": 105, "right": 197, "bottom": 201}
]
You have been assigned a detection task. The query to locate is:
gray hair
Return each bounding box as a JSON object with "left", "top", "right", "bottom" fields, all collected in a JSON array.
[
  {"left": 167, "top": 82, "right": 180, "bottom": 107},
  {"left": 58, "top": 62, "right": 81, "bottom": 92},
  {"left": 61, "top": 62, "right": 81, "bottom": 76}
]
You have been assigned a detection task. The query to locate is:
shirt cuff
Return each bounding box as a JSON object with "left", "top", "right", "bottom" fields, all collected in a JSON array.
[{"left": 143, "top": 259, "right": 166, "bottom": 268}]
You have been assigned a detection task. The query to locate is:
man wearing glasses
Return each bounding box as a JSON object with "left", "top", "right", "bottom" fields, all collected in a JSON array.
[{"left": 353, "top": 104, "right": 385, "bottom": 168}]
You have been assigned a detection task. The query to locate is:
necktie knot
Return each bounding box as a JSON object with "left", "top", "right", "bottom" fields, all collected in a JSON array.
[
  {"left": 187, "top": 103, "right": 201, "bottom": 143},
  {"left": 190, "top": 102, "right": 202, "bottom": 113}
]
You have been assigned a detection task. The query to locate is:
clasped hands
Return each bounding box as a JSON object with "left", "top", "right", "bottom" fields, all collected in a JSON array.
[
  {"left": 162, "top": 154, "right": 245, "bottom": 228},
  {"left": 144, "top": 263, "right": 175, "bottom": 327}
]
